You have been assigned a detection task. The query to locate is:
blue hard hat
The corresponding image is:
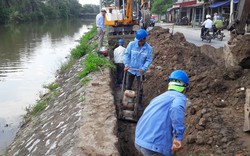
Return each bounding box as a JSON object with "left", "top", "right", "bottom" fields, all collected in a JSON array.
[
  {"left": 167, "top": 70, "right": 189, "bottom": 86},
  {"left": 118, "top": 39, "right": 124, "bottom": 44},
  {"left": 136, "top": 29, "right": 148, "bottom": 40}
]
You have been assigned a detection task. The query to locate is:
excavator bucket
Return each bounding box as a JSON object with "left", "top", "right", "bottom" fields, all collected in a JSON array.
[{"left": 244, "top": 89, "right": 250, "bottom": 132}]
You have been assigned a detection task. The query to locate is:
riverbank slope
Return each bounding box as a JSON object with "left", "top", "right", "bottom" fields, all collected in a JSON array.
[{"left": 6, "top": 34, "right": 119, "bottom": 156}]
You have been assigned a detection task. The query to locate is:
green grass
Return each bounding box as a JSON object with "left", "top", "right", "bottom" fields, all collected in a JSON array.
[
  {"left": 21, "top": 25, "right": 98, "bottom": 120},
  {"left": 43, "top": 82, "right": 59, "bottom": 91},
  {"left": 79, "top": 52, "right": 115, "bottom": 79},
  {"left": 79, "top": 95, "right": 85, "bottom": 102},
  {"left": 22, "top": 99, "right": 48, "bottom": 121},
  {"left": 22, "top": 88, "right": 59, "bottom": 121},
  {"left": 30, "top": 100, "right": 47, "bottom": 116},
  {"left": 59, "top": 57, "right": 74, "bottom": 74},
  {"left": 70, "top": 25, "right": 97, "bottom": 59},
  {"left": 81, "top": 77, "right": 91, "bottom": 85},
  {"left": 58, "top": 25, "right": 97, "bottom": 73}
]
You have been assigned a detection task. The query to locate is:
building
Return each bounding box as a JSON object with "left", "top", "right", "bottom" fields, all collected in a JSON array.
[
  {"left": 166, "top": 0, "right": 205, "bottom": 26},
  {"left": 167, "top": 0, "right": 239, "bottom": 27}
]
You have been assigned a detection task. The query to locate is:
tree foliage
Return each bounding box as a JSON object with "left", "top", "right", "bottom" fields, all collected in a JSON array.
[
  {"left": 0, "top": 0, "right": 82, "bottom": 24},
  {"left": 151, "top": 0, "right": 173, "bottom": 15},
  {"left": 81, "top": 4, "right": 99, "bottom": 14},
  {"left": 101, "top": 0, "right": 114, "bottom": 7}
]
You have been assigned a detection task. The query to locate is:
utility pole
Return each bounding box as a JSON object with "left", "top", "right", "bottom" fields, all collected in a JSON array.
[
  {"left": 202, "top": 3, "right": 205, "bottom": 22},
  {"left": 229, "top": 0, "right": 234, "bottom": 23},
  {"left": 100, "top": 0, "right": 102, "bottom": 10}
]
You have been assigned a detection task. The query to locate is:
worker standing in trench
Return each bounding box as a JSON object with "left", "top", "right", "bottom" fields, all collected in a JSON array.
[
  {"left": 124, "top": 29, "right": 153, "bottom": 110},
  {"left": 114, "top": 39, "right": 126, "bottom": 87},
  {"left": 135, "top": 70, "right": 190, "bottom": 156}
]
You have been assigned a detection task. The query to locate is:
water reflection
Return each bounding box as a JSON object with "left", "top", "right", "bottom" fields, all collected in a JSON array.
[
  {"left": 0, "top": 20, "right": 87, "bottom": 78},
  {"left": 0, "top": 19, "right": 94, "bottom": 153}
]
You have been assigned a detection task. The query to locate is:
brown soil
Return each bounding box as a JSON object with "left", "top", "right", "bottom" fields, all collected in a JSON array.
[{"left": 116, "top": 26, "right": 250, "bottom": 156}]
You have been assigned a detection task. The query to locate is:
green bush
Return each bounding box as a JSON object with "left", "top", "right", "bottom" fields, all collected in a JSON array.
[
  {"left": 9, "top": 11, "right": 24, "bottom": 23},
  {"left": 79, "top": 52, "right": 115, "bottom": 79},
  {"left": 0, "top": 7, "right": 11, "bottom": 24},
  {"left": 31, "top": 100, "right": 47, "bottom": 116},
  {"left": 43, "top": 82, "right": 59, "bottom": 91},
  {"left": 30, "top": 11, "right": 45, "bottom": 21},
  {"left": 71, "top": 43, "right": 90, "bottom": 59},
  {"left": 70, "top": 25, "right": 97, "bottom": 59}
]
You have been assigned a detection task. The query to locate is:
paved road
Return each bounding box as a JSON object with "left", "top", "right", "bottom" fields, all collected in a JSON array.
[{"left": 155, "top": 23, "right": 230, "bottom": 48}]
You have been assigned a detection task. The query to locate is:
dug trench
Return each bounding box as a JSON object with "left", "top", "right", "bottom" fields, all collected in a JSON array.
[
  {"left": 5, "top": 26, "right": 250, "bottom": 156},
  {"left": 112, "top": 26, "right": 250, "bottom": 155}
]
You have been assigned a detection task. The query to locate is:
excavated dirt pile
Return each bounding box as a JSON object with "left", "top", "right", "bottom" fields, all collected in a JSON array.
[{"left": 140, "top": 26, "right": 250, "bottom": 155}]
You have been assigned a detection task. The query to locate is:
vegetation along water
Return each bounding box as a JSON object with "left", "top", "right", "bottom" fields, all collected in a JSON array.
[{"left": 0, "top": 0, "right": 99, "bottom": 154}]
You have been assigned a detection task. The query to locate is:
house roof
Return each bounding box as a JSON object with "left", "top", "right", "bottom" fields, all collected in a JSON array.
[
  {"left": 173, "top": 0, "right": 196, "bottom": 7},
  {"left": 209, "top": 0, "right": 239, "bottom": 8}
]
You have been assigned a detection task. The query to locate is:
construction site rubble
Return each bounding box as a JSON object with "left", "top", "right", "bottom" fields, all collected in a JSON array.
[{"left": 141, "top": 26, "right": 250, "bottom": 155}]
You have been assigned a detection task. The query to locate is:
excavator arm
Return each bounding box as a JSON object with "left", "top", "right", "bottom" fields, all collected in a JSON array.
[
  {"left": 124, "top": 0, "right": 132, "bottom": 25},
  {"left": 227, "top": 0, "right": 250, "bottom": 35},
  {"left": 104, "top": 0, "right": 151, "bottom": 45}
]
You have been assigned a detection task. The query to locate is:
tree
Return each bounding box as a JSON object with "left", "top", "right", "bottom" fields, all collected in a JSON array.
[
  {"left": 0, "top": 0, "right": 86, "bottom": 23},
  {"left": 151, "top": 0, "right": 173, "bottom": 15},
  {"left": 101, "top": 0, "right": 114, "bottom": 7},
  {"left": 81, "top": 4, "right": 99, "bottom": 14}
]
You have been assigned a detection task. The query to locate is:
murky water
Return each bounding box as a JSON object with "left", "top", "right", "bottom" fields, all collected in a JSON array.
[{"left": 0, "top": 19, "right": 94, "bottom": 153}]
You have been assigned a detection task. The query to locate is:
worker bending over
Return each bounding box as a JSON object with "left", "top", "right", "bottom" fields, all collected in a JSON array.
[{"left": 135, "top": 70, "right": 190, "bottom": 156}]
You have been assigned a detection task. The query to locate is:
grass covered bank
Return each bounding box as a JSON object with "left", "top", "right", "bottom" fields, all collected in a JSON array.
[
  {"left": 22, "top": 24, "right": 114, "bottom": 122},
  {"left": 6, "top": 23, "right": 119, "bottom": 156}
]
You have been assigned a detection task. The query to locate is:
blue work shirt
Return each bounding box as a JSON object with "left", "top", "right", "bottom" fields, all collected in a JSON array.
[
  {"left": 135, "top": 90, "right": 187, "bottom": 156},
  {"left": 96, "top": 13, "right": 105, "bottom": 32},
  {"left": 124, "top": 40, "right": 153, "bottom": 76}
]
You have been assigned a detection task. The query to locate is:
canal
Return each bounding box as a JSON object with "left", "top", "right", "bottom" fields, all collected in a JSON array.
[{"left": 0, "top": 19, "right": 94, "bottom": 154}]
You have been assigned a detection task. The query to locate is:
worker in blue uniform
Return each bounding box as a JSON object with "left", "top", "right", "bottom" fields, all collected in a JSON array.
[{"left": 135, "top": 70, "right": 190, "bottom": 156}]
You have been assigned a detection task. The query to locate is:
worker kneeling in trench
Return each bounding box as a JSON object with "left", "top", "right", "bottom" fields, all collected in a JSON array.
[{"left": 135, "top": 70, "right": 190, "bottom": 156}]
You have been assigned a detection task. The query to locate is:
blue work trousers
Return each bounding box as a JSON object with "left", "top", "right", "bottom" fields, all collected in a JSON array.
[{"left": 135, "top": 143, "right": 164, "bottom": 156}]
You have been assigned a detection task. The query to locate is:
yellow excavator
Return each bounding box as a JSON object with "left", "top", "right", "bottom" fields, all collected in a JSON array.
[{"left": 104, "top": 0, "right": 151, "bottom": 45}]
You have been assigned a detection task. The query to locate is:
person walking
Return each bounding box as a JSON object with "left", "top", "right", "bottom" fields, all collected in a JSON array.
[
  {"left": 113, "top": 39, "right": 126, "bottom": 86},
  {"left": 135, "top": 70, "right": 190, "bottom": 156},
  {"left": 96, "top": 8, "right": 107, "bottom": 50},
  {"left": 201, "top": 14, "right": 213, "bottom": 37},
  {"left": 213, "top": 12, "right": 218, "bottom": 23},
  {"left": 124, "top": 29, "right": 153, "bottom": 110}
]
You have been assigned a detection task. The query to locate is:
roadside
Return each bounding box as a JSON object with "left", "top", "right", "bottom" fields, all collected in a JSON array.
[{"left": 156, "top": 22, "right": 230, "bottom": 48}]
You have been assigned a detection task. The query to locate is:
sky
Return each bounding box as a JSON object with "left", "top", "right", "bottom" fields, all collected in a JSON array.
[{"left": 78, "top": 0, "right": 100, "bottom": 5}]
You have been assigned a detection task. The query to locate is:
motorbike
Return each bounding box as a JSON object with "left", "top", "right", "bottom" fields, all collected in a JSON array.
[
  {"left": 212, "top": 26, "right": 225, "bottom": 41},
  {"left": 175, "top": 16, "right": 189, "bottom": 25},
  {"left": 201, "top": 27, "right": 213, "bottom": 43},
  {"left": 149, "top": 18, "right": 155, "bottom": 27}
]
